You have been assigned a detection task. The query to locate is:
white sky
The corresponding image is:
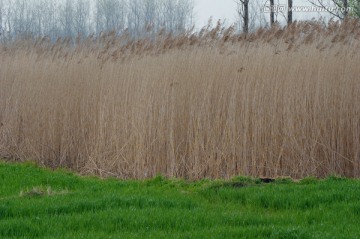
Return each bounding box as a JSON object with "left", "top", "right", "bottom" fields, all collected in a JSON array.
[
  {"left": 195, "top": 0, "right": 330, "bottom": 27},
  {"left": 195, "top": 0, "right": 237, "bottom": 26}
]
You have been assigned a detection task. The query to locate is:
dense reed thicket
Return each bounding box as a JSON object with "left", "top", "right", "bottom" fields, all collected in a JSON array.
[{"left": 0, "top": 20, "right": 359, "bottom": 179}]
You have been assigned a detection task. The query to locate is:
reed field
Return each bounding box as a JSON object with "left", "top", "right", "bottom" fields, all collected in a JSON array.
[{"left": 0, "top": 20, "right": 359, "bottom": 179}]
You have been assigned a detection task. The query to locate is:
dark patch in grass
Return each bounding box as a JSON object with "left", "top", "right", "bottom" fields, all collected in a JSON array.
[{"left": 260, "top": 177, "right": 275, "bottom": 183}]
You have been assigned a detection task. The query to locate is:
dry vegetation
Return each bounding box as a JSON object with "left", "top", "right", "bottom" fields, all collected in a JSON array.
[{"left": 0, "top": 20, "right": 359, "bottom": 179}]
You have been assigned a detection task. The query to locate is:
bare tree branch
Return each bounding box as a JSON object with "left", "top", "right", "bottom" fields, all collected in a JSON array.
[
  {"left": 235, "top": 0, "right": 249, "bottom": 33},
  {"left": 308, "top": 0, "right": 348, "bottom": 20}
]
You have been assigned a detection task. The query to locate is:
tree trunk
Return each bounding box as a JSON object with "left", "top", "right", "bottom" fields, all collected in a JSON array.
[
  {"left": 243, "top": 0, "right": 249, "bottom": 33},
  {"left": 343, "top": 0, "right": 348, "bottom": 18},
  {"left": 270, "top": 0, "right": 275, "bottom": 26},
  {"left": 288, "top": 0, "right": 293, "bottom": 25}
]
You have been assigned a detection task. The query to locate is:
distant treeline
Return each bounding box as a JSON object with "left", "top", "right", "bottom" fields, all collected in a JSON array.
[{"left": 0, "top": 0, "right": 194, "bottom": 41}]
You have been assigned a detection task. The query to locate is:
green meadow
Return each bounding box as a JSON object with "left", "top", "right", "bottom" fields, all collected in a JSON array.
[{"left": 1, "top": 161, "right": 360, "bottom": 239}]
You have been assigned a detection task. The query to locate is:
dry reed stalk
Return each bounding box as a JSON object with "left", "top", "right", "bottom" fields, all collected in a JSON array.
[{"left": 0, "top": 21, "right": 359, "bottom": 179}]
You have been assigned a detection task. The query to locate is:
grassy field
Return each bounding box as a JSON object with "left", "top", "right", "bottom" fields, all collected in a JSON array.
[{"left": 1, "top": 161, "right": 360, "bottom": 238}]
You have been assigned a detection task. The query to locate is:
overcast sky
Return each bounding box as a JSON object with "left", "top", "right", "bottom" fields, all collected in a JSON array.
[
  {"left": 195, "top": 0, "right": 329, "bottom": 27},
  {"left": 195, "top": 0, "right": 237, "bottom": 26}
]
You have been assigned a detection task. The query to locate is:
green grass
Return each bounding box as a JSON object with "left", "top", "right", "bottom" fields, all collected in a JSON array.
[{"left": 1, "top": 161, "right": 360, "bottom": 238}]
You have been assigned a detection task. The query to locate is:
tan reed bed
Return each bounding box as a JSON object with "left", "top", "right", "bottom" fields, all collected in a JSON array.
[{"left": 0, "top": 20, "right": 359, "bottom": 179}]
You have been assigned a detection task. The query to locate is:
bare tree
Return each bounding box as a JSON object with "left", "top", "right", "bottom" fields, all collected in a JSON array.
[
  {"left": 270, "top": 0, "right": 275, "bottom": 26},
  {"left": 288, "top": 0, "right": 293, "bottom": 24},
  {"left": 236, "top": 0, "right": 267, "bottom": 32},
  {"left": 32, "top": 0, "right": 44, "bottom": 36},
  {"left": 174, "top": 0, "right": 194, "bottom": 33},
  {"left": 96, "top": 0, "right": 127, "bottom": 34},
  {"left": 0, "top": 0, "right": 3, "bottom": 37},
  {"left": 127, "top": 0, "right": 143, "bottom": 38},
  {"left": 248, "top": 0, "right": 267, "bottom": 30},
  {"left": 353, "top": 0, "right": 360, "bottom": 16},
  {"left": 265, "top": 0, "right": 290, "bottom": 26},
  {"left": 0, "top": 0, "right": 194, "bottom": 41},
  {"left": 4, "top": 0, "right": 13, "bottom": 39},
  {"left": 40, "top": 0, "right": 60, "bottom": 40},
  {"left": 74, "top": 0, "right": 91, "bottom": 36},
  {"left": 161, "top": 0, "right": 177, "bottom": 32},
  {"left": 236, "top": 0, "right": 249, "bottom": 33},
  {"left": 142, "top": 0, "right": 160, "bottom": 38},
  {"left": 143, "top": 0, "right": 157, "bottom": 26},
  {"left": 308, "top": 0, "right": 351, "bottom": 20},
  {"left": 10, "top": 0, "right": 38, "bottom": 38},
  {"left": 12, "top": 0, "right": 25, "bottom": 37},
  {"left": 60, "top": 0, "right": 74, "bottom": 37}
]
